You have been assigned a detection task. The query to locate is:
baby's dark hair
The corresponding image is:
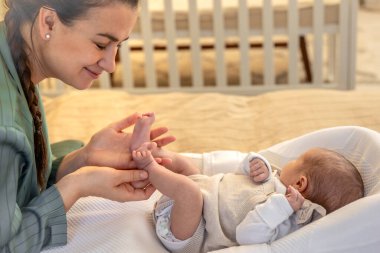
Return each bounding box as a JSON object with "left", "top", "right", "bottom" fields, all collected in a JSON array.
[
  {"left": 4, "top": 0, "right": 138, "bottom": 187},
  {"left": 299, "top": 148, "right": 364, "bottom": 213}
]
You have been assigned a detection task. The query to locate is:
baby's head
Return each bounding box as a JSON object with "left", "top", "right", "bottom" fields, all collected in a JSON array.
[{"left": 280, "top": 148, "right": 364, "bottom": 213}]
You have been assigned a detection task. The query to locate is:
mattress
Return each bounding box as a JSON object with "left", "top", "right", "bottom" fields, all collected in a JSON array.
[{"left": 45, "top": 88, "right": 380, "bottom": 153}]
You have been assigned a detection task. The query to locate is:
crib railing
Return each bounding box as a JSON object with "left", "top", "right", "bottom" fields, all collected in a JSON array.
[{"left": 40, "top": 0, "right": 358, "bottom": 96}]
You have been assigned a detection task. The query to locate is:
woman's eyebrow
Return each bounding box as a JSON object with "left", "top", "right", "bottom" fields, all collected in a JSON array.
[{"left": 97, "top": 33, "right": 129, "bottom": 42}]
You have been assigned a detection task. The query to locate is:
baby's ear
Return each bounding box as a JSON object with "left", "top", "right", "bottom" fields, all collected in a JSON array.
[{"left": 295, "top": 175, "right": 308, "bottom": 193}]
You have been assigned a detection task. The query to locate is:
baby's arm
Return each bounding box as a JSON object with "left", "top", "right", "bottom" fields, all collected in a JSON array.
[
  {"left": 236, "top": 194, "right": 296, "bottom": 245},
  {"left": 249, "top": 158, "right": 270, "bottom": 183},
  {"left": 238, "top": 152, "right": 272, "bottom": 183},
  {"left": 285, "top": 185, "right": 305, "bottom": 211}
]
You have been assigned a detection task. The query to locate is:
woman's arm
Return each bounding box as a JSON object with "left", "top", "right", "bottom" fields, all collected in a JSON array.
[
  {"left": 0, "top": 122, "right": 156, "bottom": 252},
  {"left": 0, "top": 128, "right": 67, "bottom": 252}
]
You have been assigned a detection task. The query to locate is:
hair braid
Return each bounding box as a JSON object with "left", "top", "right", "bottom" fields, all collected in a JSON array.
[
  {"left": 3, "top": 0, "right": 140, "bottom": 188},
  {"left": 4, "top": 3, "right": 48, "bottom": 188}
]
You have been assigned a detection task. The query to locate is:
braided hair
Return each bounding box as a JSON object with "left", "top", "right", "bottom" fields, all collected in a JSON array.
[{"left": 3, "top": 0, "right": 139, "bottom": 188}]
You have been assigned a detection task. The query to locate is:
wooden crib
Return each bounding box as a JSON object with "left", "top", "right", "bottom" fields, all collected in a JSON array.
[{"left": 40, "top": 0, "right": 359, "bottom": 96}]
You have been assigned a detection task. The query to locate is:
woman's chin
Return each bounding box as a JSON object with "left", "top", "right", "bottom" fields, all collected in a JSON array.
[{"left": 70, "top": 80, "right": 95, "bottom": 90}]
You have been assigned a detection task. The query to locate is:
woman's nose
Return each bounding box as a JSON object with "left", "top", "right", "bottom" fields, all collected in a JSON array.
[{"left": 98, "top": 48, "right": 117, "bottom": 73}]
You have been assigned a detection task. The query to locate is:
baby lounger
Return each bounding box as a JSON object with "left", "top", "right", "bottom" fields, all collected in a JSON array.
[
  {"left": 206, "top": 126, "right": 380, "bottom": 253},
  {"left": 42, "top": 126, "right": 380, "bottom": 253}
]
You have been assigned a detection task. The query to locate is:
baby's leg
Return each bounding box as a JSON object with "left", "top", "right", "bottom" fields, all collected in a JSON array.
[
  {"left": 149, "top": 146, "right": 200, "bottom": 176},
  {"left": 133, "top": 143, "right": 203, "bottom": 240},
  {"left": 130, "top": 112, "right": 155, "bottom": 152}
]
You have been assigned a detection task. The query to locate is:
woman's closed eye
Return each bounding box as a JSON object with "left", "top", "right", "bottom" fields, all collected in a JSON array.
[
  {"left": 95, "top": 43, "right": 107, "bottom": 50},
  {"left": 95, "top": 42, "right": 123, "bottom": 51}
]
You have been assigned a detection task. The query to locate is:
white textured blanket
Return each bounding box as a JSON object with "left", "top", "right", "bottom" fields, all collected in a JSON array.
[
  {"left": 43, "top": 126, "right": 380, "bottom": 253},
  {"left": 42, "top": 192, "right": 167, "bottom": 253}
]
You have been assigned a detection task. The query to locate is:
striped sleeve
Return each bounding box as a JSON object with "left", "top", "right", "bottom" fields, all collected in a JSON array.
[{"left": 0, "top": 127, "right": 67, "bottom": 252}]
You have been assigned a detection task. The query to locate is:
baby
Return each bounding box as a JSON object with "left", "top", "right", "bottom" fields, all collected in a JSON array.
[{"left": 130, "top": 113, "right": 364, "bottom": 253}]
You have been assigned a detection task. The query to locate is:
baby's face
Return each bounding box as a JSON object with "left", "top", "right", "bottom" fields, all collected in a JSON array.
[
  {"left": 280, "top": 148, "right": 323, "bottom": 187},
  {"left": 280, "top": 158, "right": 303, "bottom": 187}
]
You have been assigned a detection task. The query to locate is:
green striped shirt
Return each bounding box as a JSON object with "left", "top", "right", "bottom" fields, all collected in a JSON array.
[{"left": 0, "top": 22, "right": 67, "bottom": 252}]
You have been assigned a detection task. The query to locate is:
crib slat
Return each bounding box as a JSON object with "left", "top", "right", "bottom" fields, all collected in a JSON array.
[
  {"left": 120, "top": 42, "right": 134, "bottom": 90},
  {"left": 338, "top": 0, "right": 349, "bottom": 89},
  {"left": 188, "top": 0, "right": 204, "bottom": 88},
  {"left": 288, "top": 0, "right": 299, "bottom": 86},
  {"left": 99, "top": 72, "right": 111, "bottom": 89},
  {"left": 238, "top": 0, "right": 251, "bottom": 87},
  {"left": 164, "top": 0, "right": 180, "bottom": 88},
  {"left": 327, "top": 35, "right": 336, "bottom": 83},
  {"left": 313, "top": 0, "right": 324, "bottom": 86},
  {"left": 140, "top": 0, "right": 157, "bottom": 89},
  {"left": 347, "top": 0, "right": 358, "bottom": 90},
  {"left": 263, "top": 0, "right": 275, "bottom": 87},
  {"left": 41, "top": 78, "right": 65, "bottom": 96},
  {"left": 213, "top": 0, "right": 227, "bottom": 87}
]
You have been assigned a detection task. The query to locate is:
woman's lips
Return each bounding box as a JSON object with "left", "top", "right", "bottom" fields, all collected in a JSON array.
[{"left": 85, "top": 67, "right": 101, "bottom": 79}]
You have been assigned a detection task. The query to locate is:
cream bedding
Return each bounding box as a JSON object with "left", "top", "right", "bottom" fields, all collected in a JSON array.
[
  {"left": 45, "top": 89, "right": 380, "bottom": 153},
  {"left": 42, "top": 89, "right": 380, "bottom": 253}
]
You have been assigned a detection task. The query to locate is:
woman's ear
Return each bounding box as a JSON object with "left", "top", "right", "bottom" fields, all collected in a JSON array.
[
  {"left": 295, "top": 175, "right": 308, "bottom": 193},
  {"left": 37, "top": 7, "right": 57, "bottom": 40}
]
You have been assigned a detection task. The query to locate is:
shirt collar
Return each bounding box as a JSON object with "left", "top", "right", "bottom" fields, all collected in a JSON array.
[{"left": 0, "top": 21, "right": 26, "bottom": 94}]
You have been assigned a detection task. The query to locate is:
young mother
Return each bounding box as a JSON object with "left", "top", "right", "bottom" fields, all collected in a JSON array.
[{"left": 0, "top": 0, "right": 173, "bottom": 252}]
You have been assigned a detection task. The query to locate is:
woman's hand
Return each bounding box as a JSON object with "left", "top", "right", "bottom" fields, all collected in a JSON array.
[
  {"left": 56, "top": 113, "right": 176, "bottom": 180},
  {"left": 56, "top": 166, "right": 156, "bottom": 211},
  {"left": 84, "top": 113, "right": 176, "bottom": 169}
]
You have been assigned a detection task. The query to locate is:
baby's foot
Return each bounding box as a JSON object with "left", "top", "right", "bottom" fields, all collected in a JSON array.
[
  {"left": 132, "top": 142, "right": 158, "bottom": 170},
  {"left": 130, "top": 112, "right": 156, "bottom": 151}
]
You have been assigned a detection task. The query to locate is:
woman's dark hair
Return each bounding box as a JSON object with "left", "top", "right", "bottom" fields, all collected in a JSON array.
[{"left": 3, "top": 0, "right": 138, "bottom": 188}]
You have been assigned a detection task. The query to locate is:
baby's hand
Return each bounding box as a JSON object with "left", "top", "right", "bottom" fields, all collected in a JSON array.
[
  {"left": 286, "top": 185, "right": 305, "bottom": 211},
  {"left": 249, "top": 158, "right": 269, "bottom": 183}
]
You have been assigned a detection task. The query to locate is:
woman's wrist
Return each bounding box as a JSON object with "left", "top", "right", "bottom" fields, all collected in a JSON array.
[
  {"left": 56, "top": 147, "right": 88, "bottom": 181},
  {"left": 55, "top": 173, "right": 83, "bottom": 212}
]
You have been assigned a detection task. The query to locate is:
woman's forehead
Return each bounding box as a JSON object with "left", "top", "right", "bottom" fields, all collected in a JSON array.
[{"left": 70, "top": 4, "right": 137, "bottom": 39}]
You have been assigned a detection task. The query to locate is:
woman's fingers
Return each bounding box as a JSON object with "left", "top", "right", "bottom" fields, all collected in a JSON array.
[
  {"left": 117, "top": 182, "right": 156, "bottom": 201},
  {"left": 118, "top": 169, "right": 148, "bottom": 183},
  {"left": 111, "top": 113, "right": 141, "bottom": 131},
  {"left": 149, "top": 127, "right": 176, "bottom": 147},
  {"left": 154, "top": 136, "right": 176, "bottom": 147},
  {"left": 150, "top": 127, "right": 168, "bottom": 140}
]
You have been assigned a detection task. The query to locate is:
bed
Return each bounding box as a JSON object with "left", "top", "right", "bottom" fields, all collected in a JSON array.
[{"left": 41, "top": 88, "right": 380, "bottom": 253}]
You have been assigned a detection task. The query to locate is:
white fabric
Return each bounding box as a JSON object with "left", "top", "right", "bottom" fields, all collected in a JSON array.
[
  {"left": 236, "top": 194, "right": 294, "bottom": 245},
  {"left": 209, "top": 126, "right": 380, "bottom": 253},
  {"left": 237, "top": 152, "right": 272, "bottom": 178},
  {"left": 42, "top": 126, "right": 380, "bottom": 253}
]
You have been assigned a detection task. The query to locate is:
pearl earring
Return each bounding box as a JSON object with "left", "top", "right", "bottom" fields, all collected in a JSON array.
[{"left": 45, "top": 33, "right": 51, "bottom": 40}]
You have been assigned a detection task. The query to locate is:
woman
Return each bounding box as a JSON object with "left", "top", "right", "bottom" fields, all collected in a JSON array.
[{"left": 0, "top": 0, "right": 173, "bottom": 252}]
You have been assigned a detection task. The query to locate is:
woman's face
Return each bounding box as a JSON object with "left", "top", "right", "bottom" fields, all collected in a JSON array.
[{"left": 37, "top": 3, "right": 138, "bottom": 89}]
